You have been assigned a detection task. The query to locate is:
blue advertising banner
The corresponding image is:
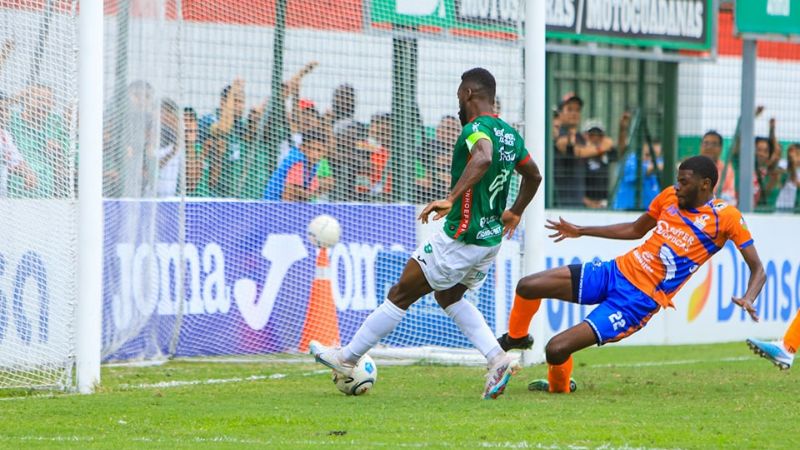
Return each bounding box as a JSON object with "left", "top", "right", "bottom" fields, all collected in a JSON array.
[
  {"left": 102, "top": 201, "right": 418, "bottom": 360},
  {"left": 102, "top": 201, "right": 513, "bottom": 361},
  {"left": 98, "top": 205, "right": 800, "bottom": 362}
]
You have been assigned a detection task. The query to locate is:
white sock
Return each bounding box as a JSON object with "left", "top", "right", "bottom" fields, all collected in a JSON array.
[
  {"left": 341, "top": 300, "right": 406, "bottom": 364},
  {"left": 444, "top": 299, "right": 504, "bottom": 365}
]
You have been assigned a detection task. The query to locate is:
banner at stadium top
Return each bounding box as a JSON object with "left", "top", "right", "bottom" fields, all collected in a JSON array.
[
  {"left": 370, "top": 0, "right": 713, "bottom": 50},
  {"left": 734, "top": 0, "right": 800, "bottom": 39}
]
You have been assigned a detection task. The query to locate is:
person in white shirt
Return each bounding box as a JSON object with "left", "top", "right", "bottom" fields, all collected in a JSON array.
[
  {"left": 0, "top": 93, "right": 36, "bottom": 197},
  {"left": 775, "top": 143, "right": 800, "bottom": 211},
  {"left": 156, "top": 98, "right": 182, "bottom": 197}
]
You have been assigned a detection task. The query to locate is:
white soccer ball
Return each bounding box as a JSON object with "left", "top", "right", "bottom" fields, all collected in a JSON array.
[
  {"left": 307, "top": 214, "right": 341, "bottom": 248},
  {"left": 332, "top": 355, "right": 377, "bottom": 396}
]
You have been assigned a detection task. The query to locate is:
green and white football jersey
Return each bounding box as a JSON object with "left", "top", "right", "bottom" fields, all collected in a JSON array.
[{"left": 442, "top": 114, "right": 530, "bottom": 247}]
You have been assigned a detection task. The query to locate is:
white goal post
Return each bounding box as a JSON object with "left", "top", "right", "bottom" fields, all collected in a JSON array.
[
  {"left": 521, "top": 0, "right": 548, "bottom": 367},
  {"left": 76, "top": 0, "right": 104, "bottom": 394}
]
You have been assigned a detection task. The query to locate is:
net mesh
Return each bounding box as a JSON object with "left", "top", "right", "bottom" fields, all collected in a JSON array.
[
  {"left": 549, "top": 54, "right": 666, "bottom": 211},
  {"left": 549, "top": 8, "right": 800, "bottom": 214},
  {"left": 0, "top": 0, "right": 78, "bottom": 389},
  {"left": 675, "top": 9, "right": 800, "bottom": 213},
  {"left": 100, "top": 0, "right": 525, "bottom": 364}
]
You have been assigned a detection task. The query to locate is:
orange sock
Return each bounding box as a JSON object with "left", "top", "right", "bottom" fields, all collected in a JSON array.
[
  {"left": 547, "top": 356, "right": 574, "bottom": 393},
  {"left": 783, "top": 308, "right": 800, "bottom": 354},
  {"left": 508, "top": 294, "right": 541, "bottom": 339}
]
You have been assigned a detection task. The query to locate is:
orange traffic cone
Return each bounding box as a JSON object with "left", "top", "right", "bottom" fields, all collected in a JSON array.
[{"left": 298, "top": 247, "right": 340, "bottom": 352}]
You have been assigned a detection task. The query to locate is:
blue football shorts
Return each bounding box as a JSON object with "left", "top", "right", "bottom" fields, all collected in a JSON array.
[{"left": 569, "top": 259, "right": 661, "bottom": 346}]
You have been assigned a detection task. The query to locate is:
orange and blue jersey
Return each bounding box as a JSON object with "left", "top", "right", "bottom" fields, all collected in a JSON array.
[{"left": 615, "top": 186, "right": 753, "bottom": 309}]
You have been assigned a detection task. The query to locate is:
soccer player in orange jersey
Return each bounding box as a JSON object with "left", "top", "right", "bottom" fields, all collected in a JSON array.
[
  {"left": 746, "top": 310, "right": 800, "bottom": 370},
  {"left": 497, "top": 155, "right": 767, "bottom": 393}
]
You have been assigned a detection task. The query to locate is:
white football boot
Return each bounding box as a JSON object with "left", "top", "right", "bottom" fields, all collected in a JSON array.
[
  {"left": 309, "top": 340, "right": 355, "bottom": 377},
  {"left": 483, "top": 353, "right": 521, "bottom": 400}
]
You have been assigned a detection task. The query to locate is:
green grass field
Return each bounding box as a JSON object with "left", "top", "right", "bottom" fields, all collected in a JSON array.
[{"left": 0, "top": 342, "right": 797, "bottom": 449}]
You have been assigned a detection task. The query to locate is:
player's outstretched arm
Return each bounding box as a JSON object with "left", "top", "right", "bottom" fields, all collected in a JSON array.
[
  {"left": 546, "top": 212, "right": 656, "bottom": 242},
  {"left": 419, "top": 138, "right": 492, "bottom": 223},
  {"left": 732, "top": 245, "right": 766, "bottom": 322},
  {"left": 502, "top": 158, "right": 542, "bottom": 238}
]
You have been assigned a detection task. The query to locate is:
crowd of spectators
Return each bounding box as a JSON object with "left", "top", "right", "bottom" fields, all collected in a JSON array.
[
  {"left": 552, "top": 89, "right": 800, "bottom": 212},
  {"left": 94, "top": 60, "right": 462, "bottom": 204},
  {"left": 84, "top": 61, "right": 453, "bottom": 203},
  {"left": 552, "top": 92, "right": 617, "bottom": 209},
  {"left": 1, "top": 84, "right": 70, "bottom": 199},
  {"left": 691, "top": 110, "right": 799, "bottom": 212},
  {"left": 2, "top": 35, "right": 799, "bottom": 212}
]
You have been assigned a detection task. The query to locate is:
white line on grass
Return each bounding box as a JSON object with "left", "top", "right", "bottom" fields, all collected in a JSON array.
[
  {"left": 0, "top": 393, "right": 59, "bottom": 402},
  {"left": 104, "top": 360, "right": 168, "bottom": 368},
  {"left": 588, "top": 356, "right": 750, "bottom": 368},
  {"left": 0, "top": 369, "right": 333, "bottom": 401},
  {"left": 117, "top": 373, "right": 284, "bottom": 390},
  {"left": 172, "top": 355, "right": 427, "bottom": 366},
  {"left": 112, "top": 356, "right": 751, "bottom": 391},
  {"left": 0, "top": 355, "right": 758, "bottom": 401},
  {"left": 4, "top": 436, "right": 430, "bottom": 447},
  {"left": 1, "top": 436, "right": 96, "bottom": 443},
  {"left": 3, "top": 436, "right": 674, "bottom": 449},
  {"left": 174, "top": 353, "right": 753, "bottom": 369},
  {"left": 479, "top": 443, "right": 676, "bottom": 450},
  {"left": 173, "top": 357, "right": 311, "bottom": 364}
]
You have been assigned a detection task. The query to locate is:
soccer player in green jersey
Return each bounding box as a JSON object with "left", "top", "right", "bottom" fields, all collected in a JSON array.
[{"left": 312, "top": 68, "right": 542, "bottom": 399}]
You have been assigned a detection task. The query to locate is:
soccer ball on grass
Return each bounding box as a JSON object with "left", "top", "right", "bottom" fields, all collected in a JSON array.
[{"left": 332, "top": 355, "right": 377, "bottom": 396}]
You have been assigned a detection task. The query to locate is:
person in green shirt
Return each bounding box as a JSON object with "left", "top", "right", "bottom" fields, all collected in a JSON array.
[
  {"left": 754, "top": 118, "right": 785, "bottom": 211},
  {"left": 311, "top": 157, "right": 334, "bottom": 203},
  {"left": 7, "top": 84, "right": 71, "bottom": 199},
  {"left": 312, "top": 68, "right": 543, "bottom": 399},
  {"left": 774, "top": 143, "right": 800, "bottom": 211},
  {"left": 201, "top": 79, "right": 271, "bottom": 199}
]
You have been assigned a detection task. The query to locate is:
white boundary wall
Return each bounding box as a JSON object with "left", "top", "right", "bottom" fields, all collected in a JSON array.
[{"left": 0, "top": 201, "right": 76, "bottom": 372}]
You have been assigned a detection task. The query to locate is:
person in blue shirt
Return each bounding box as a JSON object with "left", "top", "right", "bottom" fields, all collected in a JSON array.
[
  {"left": 614, "top": 140, "right": 663, "bottom": 210},
  {"left": 264, "top": 128, "right": 331, "bottom": 201}
]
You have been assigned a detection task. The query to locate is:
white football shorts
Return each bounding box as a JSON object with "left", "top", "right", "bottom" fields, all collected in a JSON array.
[{"left": 411, "top": 231, "right": 500, "bottom": 291}]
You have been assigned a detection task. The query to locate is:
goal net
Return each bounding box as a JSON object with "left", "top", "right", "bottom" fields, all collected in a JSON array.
[
  {"left": 0, "top": 0, "right": 79, "bottom": 389},
  {"left": 1, "top": 0, "right": 527, "bottom": 391},
  {"left": 99, "top": 0, "right": 526, "bottom": 367}
]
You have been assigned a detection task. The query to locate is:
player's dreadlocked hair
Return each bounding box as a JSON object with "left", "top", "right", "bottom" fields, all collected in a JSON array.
[
  {"left": 679, "top": 155, "right": 719, "bottom": 189},
  {"left": 461, "top": 67, "right": 496, "bottom": 101}
]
